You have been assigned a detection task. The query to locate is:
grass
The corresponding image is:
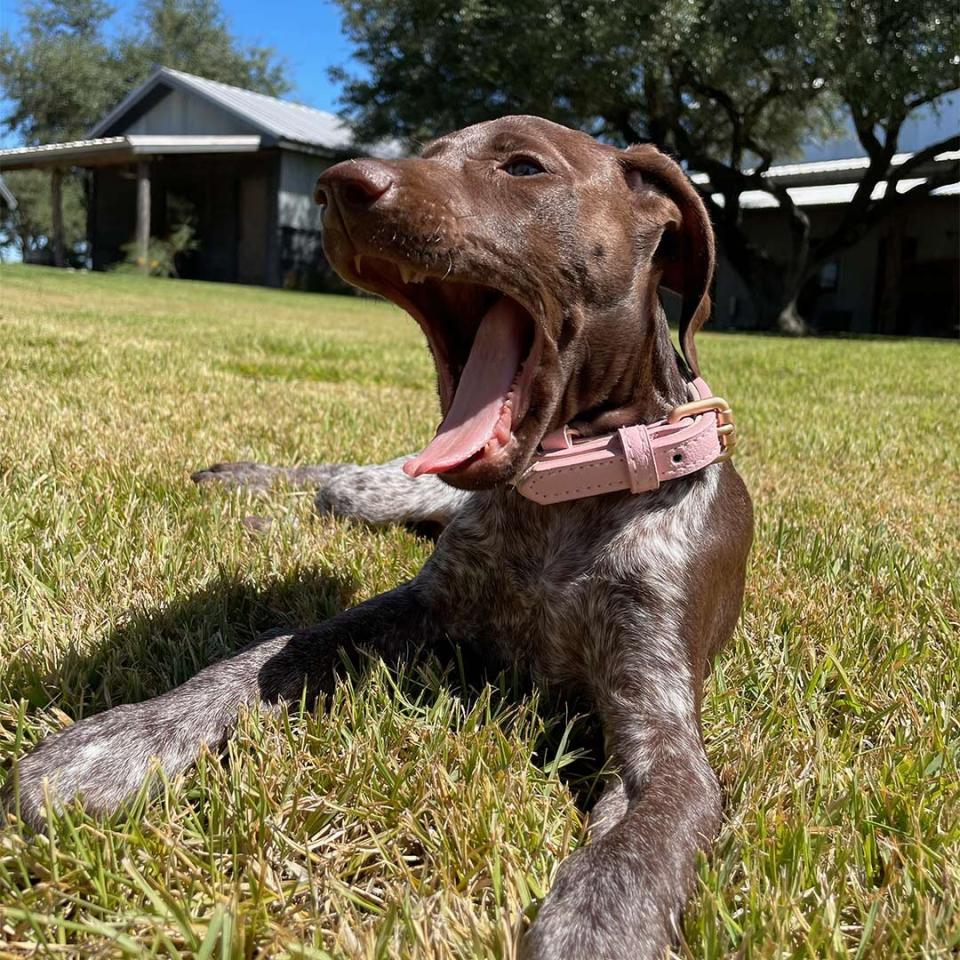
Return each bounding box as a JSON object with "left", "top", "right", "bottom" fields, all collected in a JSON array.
[{"left": 0, "top": 264, "right": 957, "bottom": 959}]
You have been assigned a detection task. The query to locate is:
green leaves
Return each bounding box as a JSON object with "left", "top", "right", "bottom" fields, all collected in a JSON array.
[
  {"left": 331, "top": 0, "right": 958, "bottom": 330},
  {"left": 0, "top": 0, "right": 292, "bottom": 260}
]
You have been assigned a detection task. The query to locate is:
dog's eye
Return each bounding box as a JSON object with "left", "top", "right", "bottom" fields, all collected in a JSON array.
[{"left": 501, "top": 157, "right": 546, "bottom": 177}]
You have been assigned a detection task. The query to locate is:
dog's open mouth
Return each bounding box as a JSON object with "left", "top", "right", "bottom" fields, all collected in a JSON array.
[{"left": 348, "top": 255, "right": 542, "bottom": 480}]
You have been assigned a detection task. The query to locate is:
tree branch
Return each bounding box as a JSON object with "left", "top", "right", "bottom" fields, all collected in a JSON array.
[
  {"left": 812, "top": 162, "right": 959, "bottom": 267},
  {"left": 905, "top": 88, "right": 958, "bottom": 112},
  {"left": 888, "top": 134, "right": 960, "bottom": 186},
  {"left": 680, "top": 68, "right": 745, "bottom": 167}
]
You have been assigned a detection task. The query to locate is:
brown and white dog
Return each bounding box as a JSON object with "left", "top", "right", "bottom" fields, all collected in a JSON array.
[{"left": 8, "top": 116, "right": 753, "bottom": 959}]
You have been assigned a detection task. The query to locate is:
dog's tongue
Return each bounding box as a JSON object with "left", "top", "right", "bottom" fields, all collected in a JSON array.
[{"left": 404, "top": 297, "right": 526, "bottom": 477}]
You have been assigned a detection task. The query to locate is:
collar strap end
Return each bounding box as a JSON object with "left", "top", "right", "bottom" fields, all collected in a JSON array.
[{"left": 516, "top": 378, "right": 737, "bottom": 505}]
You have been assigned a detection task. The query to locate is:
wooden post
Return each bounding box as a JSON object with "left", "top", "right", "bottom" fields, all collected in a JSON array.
[
  {"left": 50, "top": 168, "right": 65, "bottom": 267},
  {"left": 136, "top": 160, "right": 151, "bottom": 273}
]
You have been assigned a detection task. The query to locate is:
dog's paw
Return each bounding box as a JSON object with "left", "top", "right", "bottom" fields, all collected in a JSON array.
[
  {"left": 4, "top": 702, "right": 182, "bottom": 829},
  {"left": 520, "top": 843, "right": 671, "bottom": 960},
  {"left": 191, "top": 460, "right": 280, "bottom": 493}
]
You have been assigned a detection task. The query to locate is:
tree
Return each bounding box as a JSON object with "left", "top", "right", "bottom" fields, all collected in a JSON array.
[
  {"left": 0, "top": 168, "right": 87, "bottom": 263},
  {"left": 118, "top": 0, "right": 290, "bottom": 99},
  {"left": 0, "top": 0, "right": 289, "bottom": 260},
  {"left": 0, "top": 0, "right": 124, "bottom": 261},
  {"left": 0, "top": 0, "right": 126, "bottom": 144},
  {"left": 333, "top": 0, "right": 959, "bottom": 331}
]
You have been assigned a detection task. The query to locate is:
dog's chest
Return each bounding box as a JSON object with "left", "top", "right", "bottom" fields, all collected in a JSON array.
[{"left": 418, "top": 491, "right": 669, "bottom": 683}]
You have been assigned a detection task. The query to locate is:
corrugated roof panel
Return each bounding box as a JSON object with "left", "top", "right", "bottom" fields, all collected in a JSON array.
[
  {"left": 87, "top": 67, "right": 399, "bottom": 155},
  {"left": 0, "top": 135, "right": 263, "bottom": 170},
  {"left": 716, "top": 177, "right": 958, "bottom": 209},
  {"left": 162, "top": 68, "right": 353, "bottom": 149},
  {"left": 690, "top": 150, "right": 960, "bottom": 188}
]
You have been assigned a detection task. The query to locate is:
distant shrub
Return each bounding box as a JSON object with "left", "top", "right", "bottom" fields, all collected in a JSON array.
[{"left": 118, "top": 219, "right": 200, "bottom": 278}]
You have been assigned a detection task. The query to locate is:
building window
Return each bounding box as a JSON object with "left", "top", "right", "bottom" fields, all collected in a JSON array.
[{"left": 818, "top": 260, "right": 840, "bottom": 292}]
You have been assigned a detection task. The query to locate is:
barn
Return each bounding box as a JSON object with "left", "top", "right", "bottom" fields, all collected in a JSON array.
[
  {"left": 702, "top": 151, "right": 959, "bottom": 337},
  {"left": 0, "top": 68, "right": 956, "bottom": 335},
  {"left": 0, "top": 66, "right": 380, "bottom": 288}
]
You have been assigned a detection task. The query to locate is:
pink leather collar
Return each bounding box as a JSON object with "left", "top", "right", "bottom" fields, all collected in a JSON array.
[{"left": 516, "top": 378, "right": 737, "bottom": 505}]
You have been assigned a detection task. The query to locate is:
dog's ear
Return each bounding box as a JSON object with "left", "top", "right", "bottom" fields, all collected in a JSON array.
[{"left": 621, "top": 144, "right": 715, "bottom": 378}]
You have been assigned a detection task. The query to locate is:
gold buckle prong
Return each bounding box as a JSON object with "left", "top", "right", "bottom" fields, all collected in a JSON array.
[
  {"left": 666, "top": 396, "right": 732, "bottom": 423},
  {"left": 667, "top": 395, "right": 738, "bottom": 459}
]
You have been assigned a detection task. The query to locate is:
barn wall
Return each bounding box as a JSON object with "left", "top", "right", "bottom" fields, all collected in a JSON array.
[
  {"left": 90, "top": 153, "right": 280, "bottom": 285},
  {"left": 712, "top": 195, "right": 959, "bottom": 336},
  {"left": 90, "top": 168, "right": 137, "bottom": 269},
  {"left": 278, "top": 151, "right": 327, "bottom": 231},
  {"left": 276, "top": 149, "right": 350, "bottom": 290},
  {"left": 121, "top": 88, "right": 259, "bottom": 137}
]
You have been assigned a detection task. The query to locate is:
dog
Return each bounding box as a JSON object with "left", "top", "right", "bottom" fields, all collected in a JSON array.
[{"left": 8, "top": 116, "right": 753, "bottom": 959}]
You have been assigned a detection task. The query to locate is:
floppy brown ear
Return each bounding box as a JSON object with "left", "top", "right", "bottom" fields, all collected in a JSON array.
[{"left": 622, "top": 144, "right": 715, "bottom": 378}]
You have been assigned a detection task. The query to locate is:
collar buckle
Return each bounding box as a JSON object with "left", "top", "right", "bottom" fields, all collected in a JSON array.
[{"left": 666, "top": 395, "right": 737, "bottom": 461}]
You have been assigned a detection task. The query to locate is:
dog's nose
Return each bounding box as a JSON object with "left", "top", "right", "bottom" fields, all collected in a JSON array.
[{"left": 315, "top": 160, "right": 394, "bottom": 210}]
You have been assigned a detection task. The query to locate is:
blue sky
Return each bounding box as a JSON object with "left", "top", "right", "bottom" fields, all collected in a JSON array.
[
  {"left": 0, "top": 0, "right": 956, "bottom": 154},
  {"left": 0, "top": 0, "right": 360, "bottom": 145}
]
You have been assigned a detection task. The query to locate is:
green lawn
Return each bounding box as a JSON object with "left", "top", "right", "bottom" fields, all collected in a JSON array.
[{"left": 0, "top": 264, "right": 957, "bottom": 959}]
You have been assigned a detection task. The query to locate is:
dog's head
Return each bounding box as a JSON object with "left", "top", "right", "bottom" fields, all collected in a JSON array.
[{"left": 315, "top": 116, "right": 714, "bottom": 490}]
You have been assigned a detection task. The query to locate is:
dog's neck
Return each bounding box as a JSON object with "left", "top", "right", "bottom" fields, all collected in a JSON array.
[{"left": 570, "top": 301, "right": 691, "bottom": 436}]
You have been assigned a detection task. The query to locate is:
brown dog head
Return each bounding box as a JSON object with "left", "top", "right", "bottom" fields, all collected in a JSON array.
[{"left": 315, "top": 116, "right": 715, "bottom": 490}]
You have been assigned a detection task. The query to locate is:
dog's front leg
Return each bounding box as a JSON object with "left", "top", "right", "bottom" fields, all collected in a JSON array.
[
  {"left": 6, "top": 585, "right": 436, "bottom": 828},
  {"left": 523, "top": 696, "right": 720, "bottom": 960}
]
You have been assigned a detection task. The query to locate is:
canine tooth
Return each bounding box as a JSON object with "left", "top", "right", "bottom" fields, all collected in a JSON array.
[
  {"left": 398, "top": 265, "right": 413, "bottom": 284},
  {"left": 353, "top": 255, "right": 363, "bottom": 276}
]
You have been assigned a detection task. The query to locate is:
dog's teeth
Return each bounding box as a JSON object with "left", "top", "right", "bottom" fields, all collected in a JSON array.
[
  {"left": 401, "top": 269, "right": 428, "bottom": 284},
  {"left": 353, "top": 255, "right": 363, "bottom": 276}
]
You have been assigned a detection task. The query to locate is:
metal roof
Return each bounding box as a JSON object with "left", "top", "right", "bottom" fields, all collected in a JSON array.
[
  {"left": 0, "top": 175, "right": 16, "bottom": 209},
  {"left": 90, "top": 66, "right": 353, "bottom": 151},
  {"left": 715, "top": 177, "right": 958, "bottom": 210},
  {"left": 688, "top": 148, "right": 958, "bottom": 209},
  {"left": 690, "top": 150, "right": 960, "bottom": 188},
  {"left": 0, "top": 135, "right": 262, "bottom": 170}
]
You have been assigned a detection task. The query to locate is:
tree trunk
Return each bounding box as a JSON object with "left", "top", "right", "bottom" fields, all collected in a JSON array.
[
  {"left": 876, "top": 221, "right": 903, "bottom": 335},
  {"left": 774, "top": 297, "right": 808, "bottom": 336},
  {"left": 708, "top": 205, "right": 812, "bottom": 334},
  {"left": 727, "top": 251, "right": 810, "bottom": 334}
]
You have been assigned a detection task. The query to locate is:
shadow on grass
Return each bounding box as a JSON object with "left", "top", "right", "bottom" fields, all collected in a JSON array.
[
  {"left": 3, "top": 567, "right": 357, "bottom": 717},
  {"left": 3, "top": 566, "right": 606, "bottom": 814}
]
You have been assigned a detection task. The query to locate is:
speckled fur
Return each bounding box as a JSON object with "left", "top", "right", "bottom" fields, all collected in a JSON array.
[{"left": 7, "top": 117, "right": 753, "bottom": 960}]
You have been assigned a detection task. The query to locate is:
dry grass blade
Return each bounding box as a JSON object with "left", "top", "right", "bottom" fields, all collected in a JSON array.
[{"left": 0, "top": 266, "right": 957, "bottom": 958}]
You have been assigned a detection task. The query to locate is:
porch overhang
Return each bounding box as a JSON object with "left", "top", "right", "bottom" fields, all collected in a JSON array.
[{"left": 0, "top": 134, "right": 263, "bottom": 171}]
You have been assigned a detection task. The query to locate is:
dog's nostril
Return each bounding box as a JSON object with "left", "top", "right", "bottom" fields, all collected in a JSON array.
[
  {"left": 335, "top": 167, "right": 393, "bottom": 208},
  {"left": 317, "top": 161, "right": 394, "bottom": 211},
  {"left": 345, "top": 183, "right": 373, "bottom": 206}
]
